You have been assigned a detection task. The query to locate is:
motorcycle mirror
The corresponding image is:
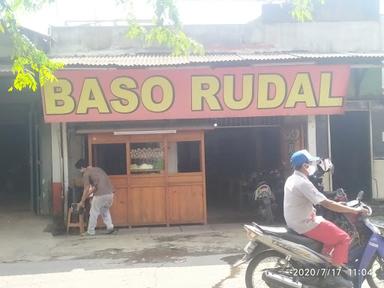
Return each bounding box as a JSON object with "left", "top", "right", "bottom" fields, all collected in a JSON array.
[
  {"left": 319, "top": 158, "right": 334, "bottom": 173},
  {"left": 356, "top": 191, "right": 364, "bottom": 202}
]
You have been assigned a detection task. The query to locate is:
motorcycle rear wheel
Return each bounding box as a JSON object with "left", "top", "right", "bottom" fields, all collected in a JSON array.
[
  {"left": 366, "top": 256, "right": 384, "bottom": 288},
  {"left": 245, "top": 250, "right": 286, "bottom": 288}
]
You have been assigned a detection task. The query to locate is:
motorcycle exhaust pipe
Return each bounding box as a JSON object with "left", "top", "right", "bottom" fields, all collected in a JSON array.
[{"left": 262, "top": 271, "right": 303, "bottom": 288}]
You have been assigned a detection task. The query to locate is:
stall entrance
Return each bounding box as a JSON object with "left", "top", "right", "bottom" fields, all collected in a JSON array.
[{"left": 205, "top": 127, "right": 285, "bottom": 222}]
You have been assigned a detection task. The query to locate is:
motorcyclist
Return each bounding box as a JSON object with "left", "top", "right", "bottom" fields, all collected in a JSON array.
[{"left": 284, "top": 149, "right": 369, "bottom": 286}]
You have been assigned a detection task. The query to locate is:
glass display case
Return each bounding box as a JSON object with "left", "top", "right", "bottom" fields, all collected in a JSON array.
[{"left": 129, "top": 142, "right": 164, "bottom": 174}]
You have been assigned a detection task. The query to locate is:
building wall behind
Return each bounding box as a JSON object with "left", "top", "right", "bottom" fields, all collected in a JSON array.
[
  {"left": 316, "top": 116, "right": 329, "bottom": 159},
  {"left": 371, "top": 108, "right": 384, "bottom": 199},
  {"left": 49, "top": 19, "right": 383, "bottom": 55},
  {"left": 372, "top": 109, "right": 384, "bottom": 159},
  {"left": 262, "top": 0, "right": 380, "bottom": 23},
  {"left": 0, "top": 34, "right": 13, "bottom": 59},
  {"left": 39, "top": 122, "right": 52, "bottom": 215},
  {"left": 254, "top": 21, "right": 381, "bottom": 52},
  {"left": 67, "top": 127, "right": 85, "bottom": 189},
  {"left": 348, "top": 68, "right": 382, "bottom": 99}
]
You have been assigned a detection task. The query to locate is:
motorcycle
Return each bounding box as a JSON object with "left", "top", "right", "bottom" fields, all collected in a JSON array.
[
  {"left": 235, "top": 160, "right": 384, "bottom": 288},
  {"left": 242, "top": 170, "right": 283, "bottom": 224},
  {"left": 253, "top": 181, "right": 276, "bottom": 225}
]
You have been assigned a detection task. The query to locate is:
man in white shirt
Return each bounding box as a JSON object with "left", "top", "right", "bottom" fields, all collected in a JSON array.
[{"left": 284, "top": 150, "right": 368, "bottom": 267}]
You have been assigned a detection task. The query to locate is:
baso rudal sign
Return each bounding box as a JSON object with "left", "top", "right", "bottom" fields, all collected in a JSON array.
[{"left": 42, "top": 65, "right": 350, "bottom": 123}]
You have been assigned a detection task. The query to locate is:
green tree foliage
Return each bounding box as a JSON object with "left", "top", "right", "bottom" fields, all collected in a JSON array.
[
  {"left": 292, "top": 0, "right": 325, "bottom": 21},
  {"left": 125, "top": 0, "right": 203, "bottom": 56},
  {"left": 1, "top": 0, "right": 63, "bottom": 91}
]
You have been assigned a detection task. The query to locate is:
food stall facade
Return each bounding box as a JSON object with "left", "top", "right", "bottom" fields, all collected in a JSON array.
[{"left": 42, "top": 64, "right": 350, "bottom": 226}]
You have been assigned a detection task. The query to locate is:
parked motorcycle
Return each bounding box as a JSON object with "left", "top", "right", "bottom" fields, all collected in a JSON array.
[
  {"left": 235, "top": 192, "right": 384, "bottom": 288},
  {"left": 241, "top": 170, "right": 282, "bottom": 224},
  {"left": 253, "top": 181, "right": 276, "bottom": 224}
]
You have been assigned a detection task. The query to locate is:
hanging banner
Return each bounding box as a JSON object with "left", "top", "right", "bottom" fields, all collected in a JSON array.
[{"left": 42, "top": 65, "right": 350, "bottom": 123}]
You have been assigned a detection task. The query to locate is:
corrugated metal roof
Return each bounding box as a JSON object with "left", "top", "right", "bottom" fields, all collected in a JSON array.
[
  {"left": 292, "top": 52, "right": 384, "bottom": 59},
  {"left": 51, "top": 52, "right": 384, "bottom": 67}
]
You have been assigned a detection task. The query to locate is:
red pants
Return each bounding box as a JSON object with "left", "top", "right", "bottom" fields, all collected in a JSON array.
[{"left": 304, "top": 220, "right": 351, "bottom": 265}]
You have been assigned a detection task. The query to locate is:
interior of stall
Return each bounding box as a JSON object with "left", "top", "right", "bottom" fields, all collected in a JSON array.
[
  {"left": 330, "top": 111, "right": 372, "bottom": 200},
  {"left": 204, "top": 127, "right": 285, "bottom": 223},
  {"left": 0, "top": 105, "right": 31, "bottom": 211}
]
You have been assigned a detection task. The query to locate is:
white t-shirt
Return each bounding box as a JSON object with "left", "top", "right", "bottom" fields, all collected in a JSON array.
[{"left": 284, "top": 170, "right": 327, "bottom": 234}]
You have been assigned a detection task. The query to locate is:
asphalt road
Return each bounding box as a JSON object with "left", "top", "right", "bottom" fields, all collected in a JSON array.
[
  {"left": 0, "top": 255, "right": 373, "bottom": 288},
  {"left": 0, "top": 210, "right": 377, "bottom": 288},
  {"left": 0, "top": 254, "right": 249, "bottom": 288}
]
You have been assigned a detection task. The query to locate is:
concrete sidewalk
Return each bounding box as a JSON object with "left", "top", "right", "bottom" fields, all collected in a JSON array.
[
  {"left": 4, "top": 201, "right": 383, "bottom": 264},
  {"left": 0, "top": 210, "right": 248, "bottom": 264},
  {"left": 0, "top": 209, "right": 378, "bottom": 288}
]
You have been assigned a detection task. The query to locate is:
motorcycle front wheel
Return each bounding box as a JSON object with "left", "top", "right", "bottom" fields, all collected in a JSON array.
[
  {"left": 245, "top": 250, "right": 286, "bottom": 288},
  {"left": 366, "top": 256, "right": 384, "bottom": 288}
]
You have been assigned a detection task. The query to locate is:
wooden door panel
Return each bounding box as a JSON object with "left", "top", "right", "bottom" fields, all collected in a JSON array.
[
  {"left": 110, "top": 176, "right": 128, "bottom": 188},
  {"left": 128, "top": 187, "right": 166, "bottom": 225},
  {"left": 167, "top": 173, "right": 203, "bottom": 184},
  {"left": 110, "top": 188, "right": 128, "bottom": 226},
  {"left": 96, "top": 188, "right": 128, "bottom": 227},
  {"left": 110, "top": 176, "right": 128, "bottom": 226},
  {"left": 168, "top": 185, "right": 204, "bottom": 223}
]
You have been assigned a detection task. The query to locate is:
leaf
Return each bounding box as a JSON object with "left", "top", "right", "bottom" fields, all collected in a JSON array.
[{"left": 290, "top": 0, "right": 324, "bottom": 22}]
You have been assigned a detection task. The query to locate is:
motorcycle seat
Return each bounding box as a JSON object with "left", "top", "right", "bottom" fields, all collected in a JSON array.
[{"left": 257, "top": 225, "right": 323, "bottom": 253}]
